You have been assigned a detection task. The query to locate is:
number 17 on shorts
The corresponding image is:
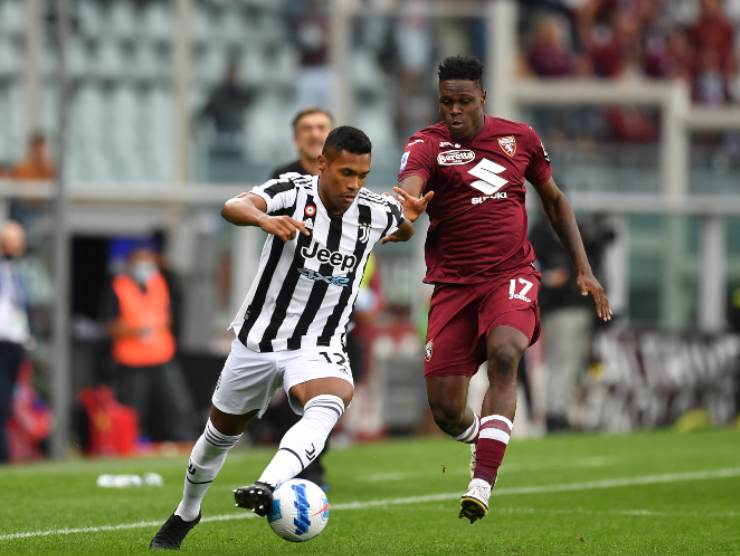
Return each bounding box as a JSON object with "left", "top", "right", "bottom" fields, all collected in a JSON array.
[{"left": 508, "top": 277, "right": 534, "bottom": 303}]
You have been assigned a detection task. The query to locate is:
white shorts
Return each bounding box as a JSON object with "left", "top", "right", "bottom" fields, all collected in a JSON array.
[{"left": 211, "top": 339, "right": 354, "bottom": 418}]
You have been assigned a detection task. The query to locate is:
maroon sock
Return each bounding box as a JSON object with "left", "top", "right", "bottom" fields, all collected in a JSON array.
[{"left": 473, "top": 415, "right": 513, "bottom": 485}]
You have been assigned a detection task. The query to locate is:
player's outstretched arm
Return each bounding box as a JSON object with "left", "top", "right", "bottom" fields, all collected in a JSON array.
[
  {"left": 533, "top": 177, "right": 612, "bottom": 322},
  {"left": 380, "top": 189, "right": 434, "bottom": 245},
  {"left": 221, "top": 192, "right": 309, "bottom": 242},
  {"left": 380, "top": 175, "right": 435, "bottom": 244},
  {"left": 394, "top": 176, "right": 430, "bottom": 223}
]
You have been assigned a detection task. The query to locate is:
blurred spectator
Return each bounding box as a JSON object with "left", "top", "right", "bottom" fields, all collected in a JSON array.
[
  {"left": 687, "top": 0, "right": 737, "bottom": 103},
  {"left": 102, "top": 241, "right": 195, "bottom": 442},
  {"left": 728, "top": 283, "right": 740, "bottom": 423},
  {"left": 392, "top": 1, "right": 435, "bottom": 141},
  {"left": 604, "top": 105, "right": 658, "bottom": 142},
  {"left": 291, "top": 1, "right": 332, "bottom": 108},
  {"left": 526, "top": 14, "right": 579, "bottom": 77},
  {"left": 644, "top": 28, "right": 692, "bottom": 80},
  {"left": 10, "top": 133, "right": 55, "bottom": 181},
  {"left": 150, "top": 231, "right": 185, "bottom": 345},
  {"left": 199, "top": 59, "right": 255, "bottom": 135},
  {"left": 270, "top": 108, "right": 334, "bottom": 179},
  {"left": 530, "top": 210, "right": 594, "bottom": 432},
  {"left": 518, "top": 0, "right": 583, "bottom": 53},
  {"left": 588, "top": 11, "right": 642, "bottom": 78},
  {"left": 198, "top": 58, "right": 256, "bottom": 181},
  {"left": 0, "top": 221, "right": 31, "bottom": 463}
]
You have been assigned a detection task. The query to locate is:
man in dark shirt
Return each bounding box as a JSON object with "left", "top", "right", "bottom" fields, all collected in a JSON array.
[
  {"left": 529, "top": 211, "right": 592, "bottom": 432},
  {"left": 200, "top": 60, "right": 255, "bottom": 135},
  {"left": 270, "top": 108, "right": 334, "bottom": 179}
]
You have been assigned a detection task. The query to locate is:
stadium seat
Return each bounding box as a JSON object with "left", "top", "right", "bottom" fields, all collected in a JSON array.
[
  {"left": 0, "top": 38, "right": 20, "bottom": 78},
  {"left": 77, "top": 0, "right": 104, "bottom": 38},
  {"left": 141, "top": 3, "right": 171, "bottom": 44},
  {"left": 0, "top": 0, "right": 25, "bottom": 36},
  {"left": 109, "top": 2, "right": 136, "bottom": 40}
]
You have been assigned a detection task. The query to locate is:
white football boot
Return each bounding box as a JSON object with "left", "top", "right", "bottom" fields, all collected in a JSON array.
[{"left": 459, "top": 478, "right": 491, "bottom": 523}]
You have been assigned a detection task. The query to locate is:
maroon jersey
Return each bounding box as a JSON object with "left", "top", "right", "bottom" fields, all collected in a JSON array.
[{"left": 398, "top": 115, "right": 552, "bottom": 285}]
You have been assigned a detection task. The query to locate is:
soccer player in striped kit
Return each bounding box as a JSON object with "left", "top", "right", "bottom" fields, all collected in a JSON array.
[{"left": 150, "top": 126, "right": 431, "bottom": 549}]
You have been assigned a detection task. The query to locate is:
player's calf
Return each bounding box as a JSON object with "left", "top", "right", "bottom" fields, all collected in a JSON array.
[
  {"left": 451, "top": 413, "right": 480, "bottom": 479},
  {"left": 255, "top": 394, "right": 345, "bottom": 489},
  {"left": 174, "top": 419, "right": 243, "bottom": 522},
  {"left": 459, "top": 414, "right": 512, "bottom": 523}
]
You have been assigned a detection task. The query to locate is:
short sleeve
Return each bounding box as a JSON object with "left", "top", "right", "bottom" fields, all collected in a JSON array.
[
  {"left": 524, "top": 126, "right": 552, "bottom": 186},
  {"left": 397, "top": 132, "right": 435, "bottom": 183},
  {"left": 382, "top": 196, "right": 406, "bottom": 238},
  {"left": 250, "top": 178, "right": 299, "bottom": 214}
]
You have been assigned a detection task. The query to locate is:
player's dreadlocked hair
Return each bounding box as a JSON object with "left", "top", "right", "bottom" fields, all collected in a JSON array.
[
  {"left": 323, "top": 126, "right": 372, "bottom": 156},
  {"left": 437, "top": 55, "right": 484, "bottom": 84}
]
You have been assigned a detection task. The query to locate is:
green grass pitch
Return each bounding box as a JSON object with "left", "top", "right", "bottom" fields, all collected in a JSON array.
[{"left": 1, "top": 428, "right": 739, "bottom": 555}]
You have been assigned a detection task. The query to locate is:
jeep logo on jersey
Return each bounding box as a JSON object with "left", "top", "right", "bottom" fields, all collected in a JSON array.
[
  {"left": 437, "top": 149, "right": 475, "bottom": 166},
  {"left": 301, "top": 242, "right": 357, "bottom": 271}
]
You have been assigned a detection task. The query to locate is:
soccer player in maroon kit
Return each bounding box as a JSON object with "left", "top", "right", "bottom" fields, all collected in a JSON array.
[{"left": 386, "top": 56, "right": 612, "bottom": 523}]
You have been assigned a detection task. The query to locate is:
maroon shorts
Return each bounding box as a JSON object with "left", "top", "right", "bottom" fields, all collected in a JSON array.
[{"left": 423, "top": 267, "right": 541, "bottom": 377}]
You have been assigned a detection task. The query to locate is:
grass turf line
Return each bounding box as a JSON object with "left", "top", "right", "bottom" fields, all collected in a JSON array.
[{"left": 1, "top": 428, "right": 738, "bottom": 554}]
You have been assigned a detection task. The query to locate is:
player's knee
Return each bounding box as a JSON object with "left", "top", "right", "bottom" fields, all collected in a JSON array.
[
  {"left": 487, "top": 343, "right": 522, "bottom": 379},
  {"left": 337, "top": 389, "right": 353, "bottom": 409},
  {"left": 430, "top": 400, "right": 466, "bottom": 434}
]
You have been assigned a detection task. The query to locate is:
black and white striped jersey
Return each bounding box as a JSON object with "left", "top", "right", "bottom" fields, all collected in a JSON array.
[{"left": 230, "top": 172, "right": 405, "bottom": 352}]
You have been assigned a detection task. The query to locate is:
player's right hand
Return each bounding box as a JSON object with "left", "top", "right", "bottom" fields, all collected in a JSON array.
[
  {"left": 392, "top": 187, "right": 435, "bottom": 222},
  {"left": 260, "top": 215, "right": 310, "bottom": 242}
]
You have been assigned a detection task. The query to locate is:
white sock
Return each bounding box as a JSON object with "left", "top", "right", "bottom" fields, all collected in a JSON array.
[
  {"left": 258, "top": 394, "right": 344, "bottom": 488},
  {"left": 453, "top": 413, "right": 480, "bottom": 444},
  {"left": 175, "top": 419, "right": 242, "bottom": 521}
]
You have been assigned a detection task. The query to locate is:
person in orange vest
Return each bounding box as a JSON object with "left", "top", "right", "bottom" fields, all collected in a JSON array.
[{"left": 103, "top": 240, "right": 195, "bottom": 442}]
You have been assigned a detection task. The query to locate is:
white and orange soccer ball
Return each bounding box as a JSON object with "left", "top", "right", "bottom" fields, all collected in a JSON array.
[{"left": 267, "top": 479, "right": 330, "bottom": 542}]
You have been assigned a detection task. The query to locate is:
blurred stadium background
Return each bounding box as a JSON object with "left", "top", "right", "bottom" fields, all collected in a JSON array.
[{"left": 0, "top": 0, "right": 739, "bottom": 463}]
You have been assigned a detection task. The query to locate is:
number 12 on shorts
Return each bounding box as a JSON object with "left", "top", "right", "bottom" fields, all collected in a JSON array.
[
  {"left": 508, "top": 278, "right": 533, "bottom": 303},
  {"left": 319, "top": 351, "right": 350, "bottom": 375}
]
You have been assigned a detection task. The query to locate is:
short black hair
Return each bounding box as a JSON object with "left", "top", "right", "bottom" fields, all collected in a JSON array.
[
  {"left": 438, "top": 55, "right": 484, "bottom": 84},
  {"left": 322, "top": 126, "right": 372, "bottom": 157}
]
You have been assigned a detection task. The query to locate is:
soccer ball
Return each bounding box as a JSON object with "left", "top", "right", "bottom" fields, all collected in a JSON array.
[{"left": 267, "top": 479, "right": 330, "bottom": 542}]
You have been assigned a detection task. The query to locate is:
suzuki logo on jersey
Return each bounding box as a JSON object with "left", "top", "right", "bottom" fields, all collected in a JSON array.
[
  {"left": 301, "top": 242, "right": 357, "bottom": 271},
  {"left": 298, "top": 267, "right": 351, "bottom": 287},
  {"left": 468, "top": 158, "right": 509, "bottom": 204},
  {"left": 472, "top": 192, "right": 508, "bottom": 204},
  {"left": 437, "top": 149, "right": 476, "bottom": 166}
]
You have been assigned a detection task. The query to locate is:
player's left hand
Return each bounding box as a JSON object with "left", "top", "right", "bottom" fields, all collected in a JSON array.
[{"left": 577, "top": 271, "right": 612, "bottom": 322}]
